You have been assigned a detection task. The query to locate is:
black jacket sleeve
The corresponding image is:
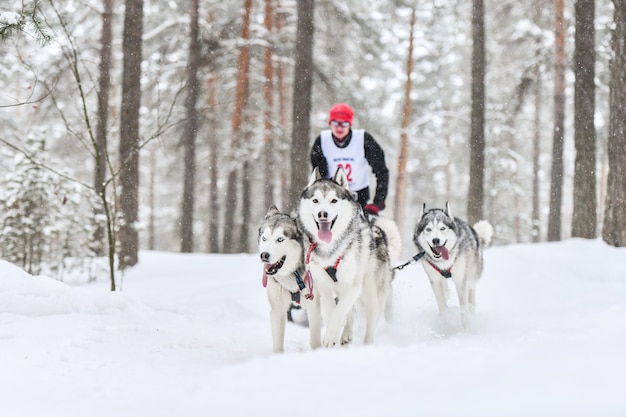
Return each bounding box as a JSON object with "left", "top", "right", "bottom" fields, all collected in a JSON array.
[
  {"left": 310, "top": 135, "right": 329, "bottom": 178},
  {"left": 363, "top": 132, "right": 389, "bottom": 209}
]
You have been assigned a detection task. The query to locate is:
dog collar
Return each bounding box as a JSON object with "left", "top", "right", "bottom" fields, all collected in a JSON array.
[
  {"left": 293, "top": 271, "right": 306, "bottom": 291},
  {"left": 426, "top": 259, "right": 452, "bottom": 278}
]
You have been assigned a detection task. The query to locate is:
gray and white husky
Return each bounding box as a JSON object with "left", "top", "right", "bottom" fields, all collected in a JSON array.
[
  {"left": 258, "top": 205, "right": 321, "bottom": 353},
  {"left": 297, "top": 167, "right": 402, "bottom": 347},
  {"left": 413, "top": 203, "right": 493, "bottom": 328}
]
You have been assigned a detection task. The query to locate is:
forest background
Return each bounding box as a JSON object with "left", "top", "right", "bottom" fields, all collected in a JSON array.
[{"left": 1, "top": 0, "right": 625, "bottom": 284}]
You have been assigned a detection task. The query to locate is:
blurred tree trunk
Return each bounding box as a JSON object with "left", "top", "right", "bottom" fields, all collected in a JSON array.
[
  {"left": 532, "top": 66, "right": 542, "bottom": 242},
  {"left": 206, "top": 75, "right": 220, "bottom": 253},
  {"left": 571, "top": 0, "right": 597, "bottom": 239},
  {"left": 223, "top": 0, "right": 252, "bottom": 253},
  {"left": 93, "top": 0, "right": 113, "bottom": 257},
  {"left": 547, "top": 0, "right": 566, "bottom": 241},
  {"left": 603, "top": 0, "right": 626, "bottom": 247},
  {"left": 181, "top": 0, "right": 200, "bottom": 253},
  {"left": 288, "top": 0, "right": 315, "bottom": 210},
  {"left": 262, "top": 0, "right": 275, "bottom": 212},
  {"left": 467, "top": 0, "right": 485, "bottom": 224},
  {"left": 148, "top": 147, "right": 156, "bottom": 250},
  {"left": 276, "top": 2, "right": 291, "bottom": 211},
  {"left": 240, "top": 159, "right": 252, "bottom": 252},
  {"left": 118, "top": 0, "right": 143, "bottom": 268},
  {"left": 393, "top": 5, "right": 416, "bottom": 229}
]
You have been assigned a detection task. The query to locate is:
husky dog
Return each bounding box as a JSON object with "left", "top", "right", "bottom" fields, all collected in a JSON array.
[
  {"left": 297, "top": 167, "right": 401, "bottom": 347},
  {"left": 414, "top": 202, "right": 493, "bottom": 328},
  {"left": 258, "top": 205, "right": 321, "bottom": 353}
]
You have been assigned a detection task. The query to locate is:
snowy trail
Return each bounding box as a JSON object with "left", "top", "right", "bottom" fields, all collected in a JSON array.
[{"left": 1, "top": 239, "right": 625, "bottom": 416}]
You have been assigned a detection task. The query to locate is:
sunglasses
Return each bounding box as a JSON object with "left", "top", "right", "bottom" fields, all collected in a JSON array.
[{"left": 330, "top": 120, "right": 351, "bottom": 128}]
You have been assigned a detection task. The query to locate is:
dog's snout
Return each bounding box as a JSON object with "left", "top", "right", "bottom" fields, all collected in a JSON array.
[
  {"left": 317, "top": 211, "right": 329, "bottom": 221},
  {"left": 260, "top": 252, "right": 270, "bottom": 262},
  {"left": 432, "top": 237, "right": 440, "bottom": 246}
]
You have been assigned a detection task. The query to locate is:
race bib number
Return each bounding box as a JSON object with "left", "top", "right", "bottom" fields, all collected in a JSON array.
[{"left": 337, "top": 163, "right": 353, "bottom": 182}]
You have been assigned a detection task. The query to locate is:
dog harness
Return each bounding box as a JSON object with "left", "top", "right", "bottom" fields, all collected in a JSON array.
[
  {"left": 426, "top": 259, "right": 452, "bottom": 278},
  {"left": 394, "top": 251, "right": 453, "bottom": 278},
  {"left": 304, "top": 242, "right": 343, "bottom": 299},
  {"left": 290, "top": 271, "right": 307, "bottom": 303}
]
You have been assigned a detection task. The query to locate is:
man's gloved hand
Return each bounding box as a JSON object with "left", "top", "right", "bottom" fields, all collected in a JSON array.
[{"left": 363, "top": 204, "right": 380, "bottom": 215}]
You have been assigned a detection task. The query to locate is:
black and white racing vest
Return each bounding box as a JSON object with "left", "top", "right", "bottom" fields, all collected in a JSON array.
[{"left": 320, "top": 129, "right": 369, "bottom": 191}]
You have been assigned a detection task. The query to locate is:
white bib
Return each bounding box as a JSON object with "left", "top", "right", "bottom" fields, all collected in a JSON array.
[{"left": 320, "top": 129, "right": 369, "bottom": 191}]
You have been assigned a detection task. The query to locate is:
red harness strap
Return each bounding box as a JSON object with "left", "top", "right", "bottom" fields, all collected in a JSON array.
[{"left": 427, "top": 259, "right": 452, "bottom": 278}]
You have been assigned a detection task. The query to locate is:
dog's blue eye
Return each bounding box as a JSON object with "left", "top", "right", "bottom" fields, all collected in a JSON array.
[
  {"left": 261, "top": 237, "right": 267, "bottom": 241},
  {"left": 440, "top": 227, "right": 446, "bottom": 231},
  {"left": 277, "top": 237, "right": 284, "bottom": 242},
  {"left": 426, "top": 227, "right": 432, "bottom": 232}
]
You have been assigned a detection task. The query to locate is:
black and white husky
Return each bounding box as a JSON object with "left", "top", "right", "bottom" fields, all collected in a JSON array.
[
  {"left": 258, "top": 206, "right": 321, "bottom": 353},
  {"left": 297, "top": 167, "right": 401, "bottom": 347},
  {"left": 413, "top": 202, "right": 493, "bottom": 328}
]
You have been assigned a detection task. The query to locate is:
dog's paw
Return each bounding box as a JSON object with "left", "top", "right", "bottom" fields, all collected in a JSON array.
[{"left": 322, "top": 333, "right": 339, "bottom": 348}]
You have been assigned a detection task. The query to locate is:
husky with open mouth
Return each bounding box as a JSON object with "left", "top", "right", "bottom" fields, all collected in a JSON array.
[
  {"left": 297, "top": 167, "right": 401, "bottom": 347},
  {"left": 258, "top": 206, "right": 321, "bottom": 353},
  {"left": 413, "top": 202, "right": 493, "bottom": 328}
]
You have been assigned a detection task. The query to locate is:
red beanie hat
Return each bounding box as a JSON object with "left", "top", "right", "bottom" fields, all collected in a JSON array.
[{"left": 328, "top": 103, "right": 354, "bottom": 124}]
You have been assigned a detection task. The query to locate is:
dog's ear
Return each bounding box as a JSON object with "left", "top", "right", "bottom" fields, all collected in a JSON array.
[
  {"left": 420, "top": 203, "right": 426, "bottom": 218},
  {"left": 265, "top": 205, "right": 280, "bottom": 219},
  {"left": 307, "top": 167, "right": 322, "bottom": 186},
  {"left": 333, "top": 166, "right": 350, "bottom": 191},
  {"left": 445, "top": 201, "right": 452, "bottom": 217}
]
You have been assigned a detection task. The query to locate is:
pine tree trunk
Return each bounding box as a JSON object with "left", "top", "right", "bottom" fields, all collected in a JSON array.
[
  {"left": 275, "top": 2, "right": 291, "bottom": 211},
  {"left": 118, "top": 0, "right": 143, "bottom": 268},
  {"left": 239, "top": 159, "right": 252, "bottom": 252},
  {"left": 532, "top": 67, "right": 542, "bottom": 242},
  {"left": 572, "top": 0, "right": 597, "bottom": 239},
  {"left": 393, "top": 6, "right": 416, "bottom": 229},
  {"left": 181, "top": 0, "right": 200, "bottom": 253},
  {"left": 148, "top": 147, "right": 156, "bottom": 250},
  {"left": 262, "top": 0, "right": 275, "bottom": 212},
  {"left": 603, "top": 0, "right": 626, "bottom": 246},
  {"left": 288, "top": 0, "right": 315, "bottom": 211},
  {"left": 547, "top": 0, "right": 566, "bottom": 241},
  {"left": 467, "top": 0, "right": 486, "bottom": 224},
  {"left": 207, "top": 75, "right": 220, "bottom": 253},
  {"left": 224, "top": 0, "right": 252, "bottom": 253},
  {"left": 93, "top": 0, "right": 113, "bottom": 257}
]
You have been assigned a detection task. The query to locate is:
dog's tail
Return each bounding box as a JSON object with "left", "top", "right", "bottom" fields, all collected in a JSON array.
[
  {"left": 473, "top": 220, "right": 494, "bottom": 247},
  {"left": 373, "top": 215, "right": 402, "bottom": 264}
]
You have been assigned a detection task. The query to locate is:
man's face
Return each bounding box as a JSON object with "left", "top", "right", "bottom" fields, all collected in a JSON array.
[{"left": 330, "top": 120, "right": 351, "bottom": 141}]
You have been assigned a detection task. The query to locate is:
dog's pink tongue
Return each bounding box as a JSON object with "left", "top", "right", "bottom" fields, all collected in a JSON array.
[
  {"left": 262, "top": 270, "right": 268, "bottom": 288},
  {"left": 318, "top": 221, "right": 332, "bottom": 243},
  {"left": 435, "top": 246, "right": 449, "bottom": 260}
]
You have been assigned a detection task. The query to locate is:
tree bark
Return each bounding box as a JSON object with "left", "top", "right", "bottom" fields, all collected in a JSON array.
[
  {"left": 572, "top": 0, "right": 597, "bottom": 239},
  {"left": 94, "top": 0, "right": 113, "bottom": 257},
  {"left": 603, "top": 0, "right": 626, "bottom": 246},
  {"left": 118, "top": 0, "right": 143, "bottom": 268},
  {"left": 223, "top": 0, "right": 252, "bottom": 253},
  {"left": 467, "top": 0, "right": 486, "bottom": 224},
  {"left": 263, "top": 0, "right": 275, "bottom": 212},
  {"left": 547, "top": 0, "right": 566, "bottom": 241},
  {"left": 206, "top": 75, "right": 220, "bottom": 253},
  {"left": 393, "top": 5, "right": 416, "bottom": 229},
  {"left": 288, "top": 0, "right": 315, "bottom": 210},
  {"left": 181, "top": 0, "right": 200, "bottom": 253},
  {"left": 276, "top": 1, "right": 291, "bottom": 211}
]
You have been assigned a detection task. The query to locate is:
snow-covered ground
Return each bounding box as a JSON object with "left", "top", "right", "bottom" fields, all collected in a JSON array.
[{"left": 1, "top": 239, "right": 625, "bottom": 416}]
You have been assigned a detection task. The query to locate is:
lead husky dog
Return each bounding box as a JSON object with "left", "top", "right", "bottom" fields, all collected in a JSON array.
[
  {"left": 258, "top": 206, "right": 321, "bottom": 353},
  {"left": 414, "top": 203, "right": 493, "bottom": 328},
  {"left": 297, "top": 167, "right": 401, "bottom": 347}
]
